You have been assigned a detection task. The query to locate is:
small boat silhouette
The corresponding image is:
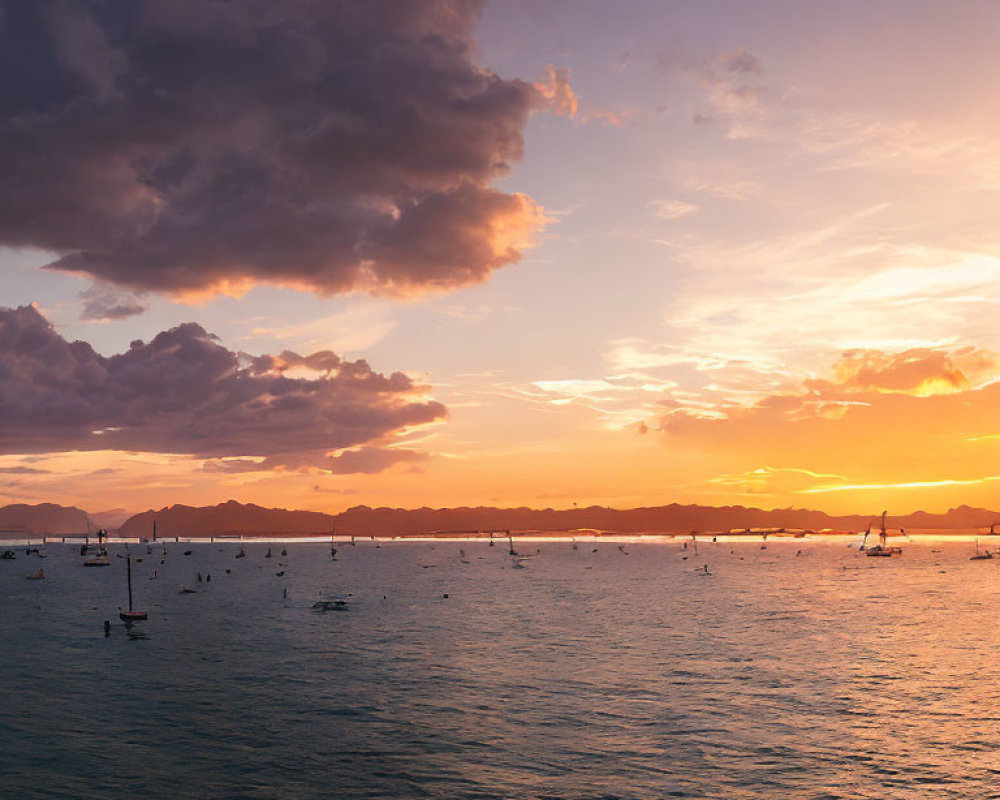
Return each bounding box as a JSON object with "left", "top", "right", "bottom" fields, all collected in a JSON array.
[{"left": 312, "top": 598, "right": 349, "bottom": 611}]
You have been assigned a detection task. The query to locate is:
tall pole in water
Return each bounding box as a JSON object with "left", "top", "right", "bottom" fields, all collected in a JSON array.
[
  {"left": 126, "top": 556, "right": 134, "bottom": 612},
  {"left": 152, "top": 519, "right": 157, "bottom": 542}
]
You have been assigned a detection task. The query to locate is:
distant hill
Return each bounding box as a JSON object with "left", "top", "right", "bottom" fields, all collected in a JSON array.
[
  {"left": 113, "top": 500, "right": 1000, "bottom": 539},
  {"left": 0, "top": 503, "right": 89, "bottom": 535},
  {"left": 330, "top": 503, "right": 1000, "bottom": 536},
  {"left": 88, "top": 508, "right": 133, "bottom": 530},
  {"left": 119, "top": 500, "right": 339, "bottom": 539}
]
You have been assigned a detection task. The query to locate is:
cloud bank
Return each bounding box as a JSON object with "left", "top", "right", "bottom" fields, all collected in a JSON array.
[
  {"left": 653, "top": 346, "right": 1000, "bottom": 497},
  {"left": 0, "top": 305, "right": 445, "bottom": 469},
  {"left": 0, "top": 0, "right": 550, "bottom": 297}
]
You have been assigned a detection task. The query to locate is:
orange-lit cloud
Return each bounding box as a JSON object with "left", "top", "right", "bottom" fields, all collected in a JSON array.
[
  {"left": 655, "top": 346, "right": 1000, "bottom": 507},
  {"left": 534, "top": 64, "right": 579, "bottom": 118},
  {"left": 827, "top": 347, "right": 995, "bottom": 396}
]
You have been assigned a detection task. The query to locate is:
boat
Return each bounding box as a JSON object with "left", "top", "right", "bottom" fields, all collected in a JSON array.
[
  {"left": 862, "top": 511, "right": 903, "bottom": 557},
  {"left": 84, "top": 528, "right": 111, "bottom": 566},
  {"left": 970, "top": 539, "right": 994, "bottom": 561},
  {"left": 312, "top": 599, "right": 349, "bottom": 611},
  {"left": 119, "top": 555, "right": 147, "bottom": 622},
  {"left": 312, "top": 593, "right": 350, "bottom": 611},
  {"left": 26, "top": 568, "right": 45, "bottom": 580}
]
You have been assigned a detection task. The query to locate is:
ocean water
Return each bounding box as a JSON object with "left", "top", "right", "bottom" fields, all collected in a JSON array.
[{"left": 1, "top": 538, "right": 997, "bottom": 799}]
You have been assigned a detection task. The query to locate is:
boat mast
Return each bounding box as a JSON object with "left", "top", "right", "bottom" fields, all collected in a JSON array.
[
  {"left": 126, "top": 555, "right": 134, "bottom": 612},
  {"left": 880, "top": 510, "right": 887, "bottom": 549}
]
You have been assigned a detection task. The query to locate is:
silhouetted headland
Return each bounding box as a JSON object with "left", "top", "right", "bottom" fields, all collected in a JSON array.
[{"left": 2, "top": 500, "right": 1000, "bottom": 539}]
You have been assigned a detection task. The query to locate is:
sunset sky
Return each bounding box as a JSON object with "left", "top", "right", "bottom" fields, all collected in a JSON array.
[{"left": 4, "top": 0, "right": 1000, "bottom": 519}]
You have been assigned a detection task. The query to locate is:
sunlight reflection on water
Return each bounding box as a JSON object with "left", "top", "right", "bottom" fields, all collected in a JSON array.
[{"left": 1, "top": 539, "right": 997, "bottom": 799}]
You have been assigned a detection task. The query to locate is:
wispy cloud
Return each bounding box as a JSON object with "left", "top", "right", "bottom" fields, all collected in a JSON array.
[
  {"left": 800, "top": 476, "right": 1000, "bottom": 494},
  {"left": 648, "top": 199, "right": 698, "bottom": 220},
  {"left": 246, "top": 301, "right": 397, "bottom": 355}
]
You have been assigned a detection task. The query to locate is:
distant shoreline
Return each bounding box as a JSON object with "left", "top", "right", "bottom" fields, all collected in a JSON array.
[{"left": 4, "top": 529, "right": 999, "bottom": 545}]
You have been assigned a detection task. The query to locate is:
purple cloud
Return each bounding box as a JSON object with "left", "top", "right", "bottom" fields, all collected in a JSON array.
[
  {"left": 724, "top": 48, "right": 762, "bottom": 74},
  {"left": 325, "top": 446, "right": 427, "bottom": 474},
  {"left": 0, "top": 305, "right": 446, "bottom": 466},
  {"left": 0, "top": 0, "right": 545, "bottom": 297},
  {"left": 78, "top": 284, "right": 149, "bottom": 321},
  {"left": 202, "top": 444, "right": 426, "bottom": 475}
]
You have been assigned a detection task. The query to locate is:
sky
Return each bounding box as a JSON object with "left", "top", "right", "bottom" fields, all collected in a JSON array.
[{"left": 3, "top": 0, "right": 1000, "bottom": 519}]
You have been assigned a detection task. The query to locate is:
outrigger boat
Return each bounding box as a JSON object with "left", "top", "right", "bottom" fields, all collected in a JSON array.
[{"left": 861, "top": 511, "right": 902, "bottom": 557}]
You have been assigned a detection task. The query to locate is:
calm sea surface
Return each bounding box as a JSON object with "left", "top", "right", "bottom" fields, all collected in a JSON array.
[{"left": 1, "top": 538, "right": 997, "bottom": 799}]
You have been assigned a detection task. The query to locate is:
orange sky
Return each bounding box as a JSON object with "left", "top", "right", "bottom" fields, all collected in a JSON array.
[{"left": 3, "top": 1, "right": 1000, "bottom": 519}]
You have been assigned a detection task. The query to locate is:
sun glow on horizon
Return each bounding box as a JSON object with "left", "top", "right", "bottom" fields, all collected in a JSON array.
[{"left": 2, "top": 3, "right": 1000, "bottom": 519}]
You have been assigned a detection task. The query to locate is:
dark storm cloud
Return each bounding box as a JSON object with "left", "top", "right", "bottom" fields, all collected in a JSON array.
[
  {"left": 0, "top": 0, "right": 546, "bottom": 296},
  {"left": 0, "top": 305, "right": 446, "bottom": 464}
]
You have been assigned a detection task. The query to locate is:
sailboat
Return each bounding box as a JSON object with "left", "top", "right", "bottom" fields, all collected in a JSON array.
[
  {"left": 84, "top": 528, "right": 111, "bottom": 566},
  {"left": 970, "top": 539, "right": 994, "bottom": 561},
  {"left": 119, "top": 555, "right": 147, "bottom": 621},
  {"left": 506, "top": 530, "right": 534, "bottom": 567},
  {"left": 863, "top": 511, "right": 902, "bottom": 557}
]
